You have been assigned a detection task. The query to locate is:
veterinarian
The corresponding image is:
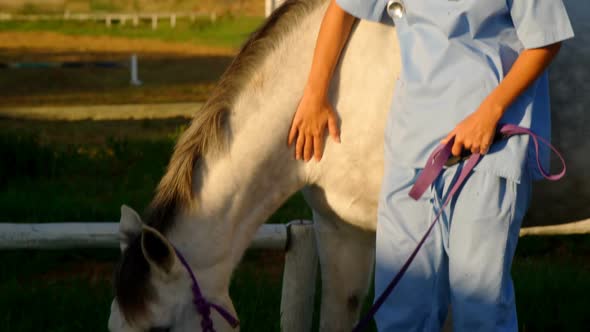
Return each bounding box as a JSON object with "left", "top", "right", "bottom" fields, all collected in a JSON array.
[{"left": 288, "top": 0, "right": 574, "bottom": 330}]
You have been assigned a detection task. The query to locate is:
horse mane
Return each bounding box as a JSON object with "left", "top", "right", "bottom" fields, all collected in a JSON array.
[
  {"left": 144, "top": 0, "right": 325, "bottom": 233},
  {"left": 114, "top": 0, "right": 327, "bottom": 322}
]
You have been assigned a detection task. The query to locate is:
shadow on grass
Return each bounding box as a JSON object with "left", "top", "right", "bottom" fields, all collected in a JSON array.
[
  {"left": 0, "top": 248, "right": 285, "bottom": 332},
  {"left": 1, "top": 237, "right": 588, "bottom": 331},
  {"left": 0, "top": 119, "right": 177, "bottom": 221},
  {"left": 0, "top": 117, "right": 312, "bottom": 222},
  {"left": 0, "top": 54, "right": 234, "bottom": 106}
]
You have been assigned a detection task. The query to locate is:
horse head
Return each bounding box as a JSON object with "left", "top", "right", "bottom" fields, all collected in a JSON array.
[{"left": 108, "top": 205, "right": 238, "bottom": 332}]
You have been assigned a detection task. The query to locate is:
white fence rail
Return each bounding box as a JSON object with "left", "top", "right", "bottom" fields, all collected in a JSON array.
[
  {"left": 0, "top": 12, "right": 217, "bottom": 29},
  {"left": 519, "top": 218, "right": 590, "bottom": 237},
  {"left": 0, "top": 220, "right": 317, "bottom": 332},
  {"left": 2, "top": 219, "right": 589, "bottom": 251},
  {"left": 1, "top": 218, "right": 589, "bottom": 332},
  {"left": 0, "top": 1, "right": 289, "bottom": 26},
  {"left": 0, "top": 222, "right": 289, "bottom": 250}
]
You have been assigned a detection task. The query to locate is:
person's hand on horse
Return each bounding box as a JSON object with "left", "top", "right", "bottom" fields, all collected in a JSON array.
[
  {"left": 288, "top": 90, "right": 340, "bottom": 162},
  {"left": 441, "top": 96, "right": 504, "bottom": 157}
]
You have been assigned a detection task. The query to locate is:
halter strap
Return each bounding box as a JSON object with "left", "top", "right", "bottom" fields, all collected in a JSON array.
[
  {"left": 353, "top": 123, "right": 566, "bottom": 332},
  {"left": 173, "top": 247, "right": 240, "bottom": 332}
]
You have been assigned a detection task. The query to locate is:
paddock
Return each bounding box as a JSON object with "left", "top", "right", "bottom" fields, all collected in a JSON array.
[
  {"left": 0, "top": 218, "right": 588, "bottom": 331},
  {"left": 1, "top": 0, "right": 590, "bottom": 330}
]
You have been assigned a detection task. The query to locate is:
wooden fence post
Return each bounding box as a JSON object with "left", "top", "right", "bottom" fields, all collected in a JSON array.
[{"left": 280, "top": 220, "right": 318, "bottom": 332}]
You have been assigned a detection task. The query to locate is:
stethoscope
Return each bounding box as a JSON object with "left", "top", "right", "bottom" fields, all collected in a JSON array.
[{"left": 387, "top": 0, "right": 406, "bottom": 19}]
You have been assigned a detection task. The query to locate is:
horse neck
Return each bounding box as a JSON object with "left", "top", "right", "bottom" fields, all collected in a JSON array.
[{"left": 166, "top": 0, "right": 329, "bottom": 296}]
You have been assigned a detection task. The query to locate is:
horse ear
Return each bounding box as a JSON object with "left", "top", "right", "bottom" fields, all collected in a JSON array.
[
  {"left": 119, "top": 205, "right": 143, "bottom": 252},
  {"left": 140, "top": 225, "right": 180, "bottom": 277}
]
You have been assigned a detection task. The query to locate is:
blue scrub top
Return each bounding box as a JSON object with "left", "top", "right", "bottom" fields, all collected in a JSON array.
[{"left": 336, "top": 0, "right": 574, "bottom": 182}]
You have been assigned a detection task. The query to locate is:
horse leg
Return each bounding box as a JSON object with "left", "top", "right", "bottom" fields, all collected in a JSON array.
[{"left": 313, "top": 210, "right": 375, "bottom": 332}]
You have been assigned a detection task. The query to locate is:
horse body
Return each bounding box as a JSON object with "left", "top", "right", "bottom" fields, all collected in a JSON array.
[
  {"left": 109, "top": 0, "right": 589, "bottom": 330},
  {"left": 110, "top": 1, "right": 395, "bottom": 330}
]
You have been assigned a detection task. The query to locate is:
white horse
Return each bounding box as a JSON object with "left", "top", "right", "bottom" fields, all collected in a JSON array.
[{"left": 108, "top": 0, "right": 589, "bottom": 331}]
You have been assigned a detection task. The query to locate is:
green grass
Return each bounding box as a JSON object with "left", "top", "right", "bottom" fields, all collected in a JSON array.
[
  {"left": 1, "top": 240, "right": 588, "bottom": 331},
  {"left": 0, "top": 249, "right": 285, "bottom": 332},
  {"left": 0, "top": 249, "right": 114, "bottom": 332},
  {"left": 513, "top": 235, "right": 590, "bottom": 331},
  {"left": 0, "top": 127, "right": 175, "bottom": 222},
  {"left": 0, "top": 120, "right": 308, "bottom": 331},
  {"left": 89, "top": 0, "right": 121, "bottom": 12},
  {"left": 1, "top": 122, "right": 589, "bottom": 331},
  {"left": 0, "top": 15, "right": 265, "bottom": 49},
  {"left": 0, "top": 119, "right": 311, "bottom": 222},
  {"left": 3, "top": 0, "right": 263, "bottom": 16},
  {"left": 0, "top": 17, "right": 255, "bottom": 106}
]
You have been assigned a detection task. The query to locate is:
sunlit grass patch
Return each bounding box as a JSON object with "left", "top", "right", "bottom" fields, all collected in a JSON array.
[{"left": 0, "top": 15, "right": 265, "bottom": 49}]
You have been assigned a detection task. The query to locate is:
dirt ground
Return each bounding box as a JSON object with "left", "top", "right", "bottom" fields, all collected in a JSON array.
[
  {"left": 0, "top": 31, "right": 236, "bottom": 58},
  {"left": 0, "top": 102, "right": 201, "bottom": 120},
  {"left": 0, "top": 32, "right": 236, "bottom": 106}
]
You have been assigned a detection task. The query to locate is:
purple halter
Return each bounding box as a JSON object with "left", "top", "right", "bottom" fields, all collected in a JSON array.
[
  {"left": 353, "top": 123, "right": 566, "bottom": 332},
  {"left": 172, "top": 247, "right": 240, "bottom": 332}
]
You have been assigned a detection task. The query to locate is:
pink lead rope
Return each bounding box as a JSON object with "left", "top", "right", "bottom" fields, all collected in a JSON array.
[{"left": 353, "top": 123, "right": 566, "bottom": 332}]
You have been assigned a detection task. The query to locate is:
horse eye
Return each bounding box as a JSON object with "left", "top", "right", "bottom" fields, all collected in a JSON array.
[{"left": 148, "top": 327, "right": 170, "bottom": 332}]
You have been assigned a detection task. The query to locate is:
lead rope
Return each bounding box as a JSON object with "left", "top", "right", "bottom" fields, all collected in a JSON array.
[{"left": 353, "top": 124, "right": 566, "bottom": 332}]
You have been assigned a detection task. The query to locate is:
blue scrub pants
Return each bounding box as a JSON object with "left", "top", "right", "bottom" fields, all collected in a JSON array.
[{"left": 374, "top": 162, "right": 532, "bottom": 332}]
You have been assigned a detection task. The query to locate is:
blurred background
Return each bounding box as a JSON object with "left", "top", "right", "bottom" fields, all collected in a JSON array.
[{"left": 0, "top": 0, "right": 588, "bottom": 331}]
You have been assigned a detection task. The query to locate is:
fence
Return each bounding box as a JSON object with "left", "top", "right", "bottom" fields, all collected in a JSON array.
[
  {"left": 0, "top": 12, "right": 217, "bottom": 29},
  {"left": 1, "top": 217, "right": 589, "bottom": 331},
  {"left": 0, "top": 220, "right": 318, "bottom": 332},
  {"left": 0, "top": 0, "right": 287, "bottom": 26},
  {"left": 3, "top": 219, "right": 586, "bottom": 250}
]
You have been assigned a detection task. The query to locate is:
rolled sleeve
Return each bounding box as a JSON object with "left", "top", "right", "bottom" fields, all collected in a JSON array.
[
  {"left": 508, "top": 0, "right": 574, "bottom": 49},
  {"left": 335, "top": 0, "right": 393, "bottom": 26}
]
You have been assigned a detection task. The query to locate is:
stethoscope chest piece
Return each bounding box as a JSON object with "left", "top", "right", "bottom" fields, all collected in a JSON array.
[{"left": 387, "top": 0, "right": 405, "bottom": 19}]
